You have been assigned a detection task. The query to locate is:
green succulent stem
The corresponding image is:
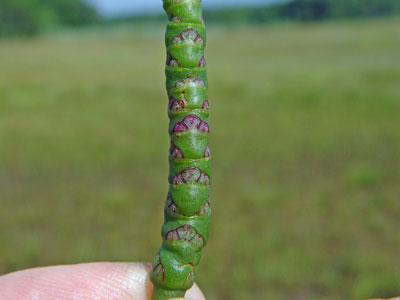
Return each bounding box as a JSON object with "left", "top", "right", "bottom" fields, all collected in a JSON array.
[{"left": 150, "top": 1, "right": 211, "bottom": 300}]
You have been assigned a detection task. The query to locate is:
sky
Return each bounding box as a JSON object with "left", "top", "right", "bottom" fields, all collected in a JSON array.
[{"left": 84, "top": 0, "right": 285, "bottom": 17}]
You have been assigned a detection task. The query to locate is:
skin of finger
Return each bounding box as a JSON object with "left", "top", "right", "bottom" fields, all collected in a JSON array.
[
  {"left": 0, "top": 262, "right": 205, "bottom": 300},
  {"left": 184, "top": 283, "right": 205, "bottom": 300}
]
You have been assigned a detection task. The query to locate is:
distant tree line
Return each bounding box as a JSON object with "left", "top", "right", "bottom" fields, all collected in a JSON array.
[
  {"left": 0, "top": 0, "right": 98, "bottom": 37},
  {"left": 108, "top": 0, "right": 400, "bottom": 26},
  {"left": 204, "top": 0, "right": 400, "bottom": 24},
  {"left": 278, "top": 0, "right": 400, "bottom": 21},
  {"left": 2, "top": 0, "right": 400, "bottom": 37}
]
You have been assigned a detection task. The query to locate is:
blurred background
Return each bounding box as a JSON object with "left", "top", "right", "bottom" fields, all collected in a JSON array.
[{"left": 0, "top": 0, "right": 400, "bottom": 299}]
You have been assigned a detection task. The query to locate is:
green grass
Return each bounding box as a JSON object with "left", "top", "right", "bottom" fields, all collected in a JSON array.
[{"left": 1, "top": 18, "right": 400, "bottom": 300}]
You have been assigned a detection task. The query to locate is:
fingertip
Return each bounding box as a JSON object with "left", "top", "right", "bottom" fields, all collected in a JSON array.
[
  {"left": 185, "top": 283, "right": 206, "bottom": 300},
  {"left": 0, "top": 262, "right": 206, "bottom": 300},
  {"left": 0, "top": 262, "right": 154, "bottom": 300},
  {"left": 123, "top": 262, "right": 154, "bottom": 299}
]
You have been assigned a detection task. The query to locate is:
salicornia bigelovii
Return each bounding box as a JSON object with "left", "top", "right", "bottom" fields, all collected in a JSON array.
[{"left": 150, "top": 1, "right": 211, "bottom": 300}]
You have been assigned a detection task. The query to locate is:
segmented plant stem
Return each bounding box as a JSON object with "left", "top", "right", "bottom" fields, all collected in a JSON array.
[{"left": 150, "top": 1, "right": 211, "bottom": 300}]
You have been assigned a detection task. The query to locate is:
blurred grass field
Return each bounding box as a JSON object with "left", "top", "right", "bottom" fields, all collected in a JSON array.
[{"left": 1, "top": 18, "right": 400, "bottom": 300}]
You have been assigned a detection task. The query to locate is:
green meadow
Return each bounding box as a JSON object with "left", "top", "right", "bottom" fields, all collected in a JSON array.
[{"left": 0, "top": 18, "right": 399, "bottom": 300}]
